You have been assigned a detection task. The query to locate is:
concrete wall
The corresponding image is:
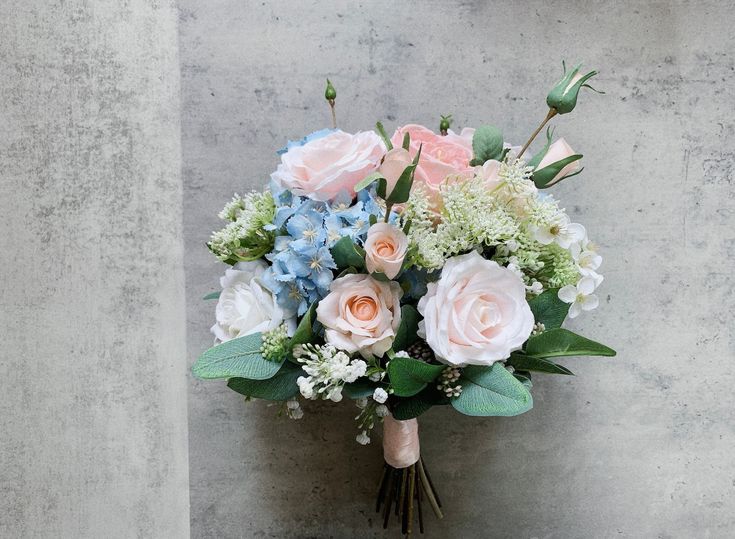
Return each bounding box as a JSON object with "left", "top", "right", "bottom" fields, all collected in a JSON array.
[
  {"left": 180, "top": 1, "right": 735, "bottom": 538},
  {"left": 0, "top": 2, "right": 190, "bottom": 538}
]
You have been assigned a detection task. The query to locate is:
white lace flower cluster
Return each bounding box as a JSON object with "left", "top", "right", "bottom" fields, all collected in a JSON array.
[
  {"left": 208, "top": 191, "right": 276, "bottom": 262},
  {"left": 294, "top": 343, "right": 367, "bottom": 402},
  {"left": 402, "top": 159, "right": 604, "bottom": 317},
  {"left": 353, "top": 388, "right": 391, "bottom": 445}
]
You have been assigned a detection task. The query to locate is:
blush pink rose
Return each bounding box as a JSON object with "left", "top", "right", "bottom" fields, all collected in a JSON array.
[
  {"left": 317, "top": 274, "right": 403, "bottom": 358},
  {"left": 417, "top": 251, "right": 534, "bottom": 366},
  {"left": 364, "top": 223, "right": 408, "bottom": 279},
  {"left": 536, "top": 138, "right": 581, "bottom": 184},
  {"left": 271, "top": 130, "right": 385, "bottom": 201},
  {"left": 390, "top": 124, "right": 475, "bottom": 205},
  {"left": 377, "top": 147, "right": 413, "bottom": 194}
]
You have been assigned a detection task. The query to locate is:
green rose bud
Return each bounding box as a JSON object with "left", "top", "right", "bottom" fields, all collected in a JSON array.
[
  {"left": 325, "top": 79, "right": 337, "bottom": 101},
  {"left": 439, "top": 114, "right": 452, "bottom": 136},
  {"left": 546, "top": 62, "right": 601, "bottom": 115}
]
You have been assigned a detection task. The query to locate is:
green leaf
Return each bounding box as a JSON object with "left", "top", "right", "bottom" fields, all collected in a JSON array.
[
  {"left": 387, "top": 357, "right": 445, "bottom": 397},
  {"left": 227, "top": 362, "right": 304, "bottom": 400},
  {"left": 203, "top": 291, "right": 220, "bottom": 300},
  {"left": 371, "top": 271, "right": 390, "bottom": 282},
  {"left": 392, "top": 304, "right": 420, "bottom": 352},
  {"left": 469, "top": 125, "right": 504, "bottom": 166},
  {"left": 514, "top": 372, "right": 533, "bottom": 389},
  {"left": 508, "top": 352, "right": 573, "bottom": 375},
  {"left": 451, "top": 364, "right": 533, "bottom": 417},
  {"left": 385, "top": 163, "right": 416, "bottom": 204},
  {"left": 527, "top": 126, "right": 555, "bottom": 170},
  {"left": 392, "top": 386, "right": 447, "bottom": 420},
  {"left": 528, "top": 289, "right": 569, "bottom": 329},
  {"left": 375, "top": 121, "right": 393, "bottom": 151},
  {"left": 402, "top": 132, "right": 410, "bottom": 150},
  {"left": 192, "top": 333, "right": 282, "bottom": 380},
  {"left": 354, "top": 171, "right": 386, "bottom": 193},
  {"left": 525, "top": 328, "right": 616, "bottom": 358},
  {"left": 343, "top": 379, "right": 377, "bottom": 399},
  {"left": 290, "top": 302, "right": 317, "bottom": 353},
  {"left": 331, "top": 236, "right": 366, "bottom": 269}
]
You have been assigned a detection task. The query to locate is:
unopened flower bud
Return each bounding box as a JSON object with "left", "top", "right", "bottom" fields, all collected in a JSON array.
[
  {"left": 325, "top": 79, "right": 337, "bottom": 101},
  {"left": 546, "top": 62, "right": 600, "bottom": 115},
  {"left": 439, "top": 114, "right": 452, "bottom": 136}
]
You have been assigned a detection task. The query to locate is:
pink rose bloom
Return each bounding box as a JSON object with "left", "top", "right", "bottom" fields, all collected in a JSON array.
[
  {"left": 418, "top": 251, "right": 534, "bottom": 366},
  {"left": 271, "top": 130, "right": 385, "bottom": 201},
  {"left": 536, "top": 138, "right": 581, "bottom": 184},
  {"left": 364, "top": 222, "right": 408, "bottom": 279},
  {"left": 475, "top": 159, "right": 503, "bottom": 191},
  {"left": 390, "top": 124, "right": 475, "bottom": 205},
  {"left": 317, "top": 274, "right": 403, "bottom": 358}
]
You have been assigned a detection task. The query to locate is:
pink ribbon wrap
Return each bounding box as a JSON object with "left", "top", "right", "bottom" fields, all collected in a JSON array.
[{"left": 382, "top": 415, "right": 420, "bottom": 468}]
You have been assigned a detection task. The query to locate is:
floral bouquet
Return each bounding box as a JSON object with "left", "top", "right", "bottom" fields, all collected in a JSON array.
[{"left": 193, "top": 66, "right": 615, "bottom": 535}]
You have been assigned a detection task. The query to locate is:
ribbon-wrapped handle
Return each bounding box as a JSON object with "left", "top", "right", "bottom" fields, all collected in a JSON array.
[{"left": 382, "top": 414, "right": 420, "bottom": 468}]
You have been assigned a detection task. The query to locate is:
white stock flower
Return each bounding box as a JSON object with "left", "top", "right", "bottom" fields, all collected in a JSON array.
[
  {"left": 211, "top": 260, "right": 293, "bottom": 342},
  {"left": 558, "top": 276, "right": 600, "bottom": 318},
  {"left": 356, "top": 431, "right": 371, "bottom": 445}
]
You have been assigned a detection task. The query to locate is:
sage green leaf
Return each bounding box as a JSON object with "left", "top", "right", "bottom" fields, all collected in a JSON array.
[
  {"left": 528, "top": 289, "right": 570, "bottom": 329},
  {"left": 514, "top": 372, "right": 533, "bottom": 389},
  {"left": 392, "top": 387, "right": 447, "bottom": 420},
  {"left": 525, "top": 328, "right": 616, "bottom": 358},
  {"left": 387, "top": 357, "right": 445, "bottom": 397},
  {"left": 451, "top": 363, "right": 533, "bottom": 417},
  {"left": 227, "top": 362, "right": 304, "bottom": 400},
  {"left": 343, "top": 379, "right": 377, "bottom": 399},
  {"left": 203, "top": 291, "right": 221, "bottom": 300},
  {"left": 469, "top": 125, "right": 504, "bottom": 166},
  {"left": 290, "top": 302, "right": 317, "bottom": 353},
  {"left": 508, "top": 352, "right": 573, "bottom": 375},
  {"left": 532, "top": 154, "right": 583, "bottom": 188},
  {"left": 192, "top": 333, "right": 282, "bottom": 380},
  {"left": 354, "top": 171, "right": 386, "bottom": 193},
  {"left": 392, "top": 304, "right": 420, "bottom": 352},
  {"left": 331, "top": 236, "right": 366, "bottom": 269}
]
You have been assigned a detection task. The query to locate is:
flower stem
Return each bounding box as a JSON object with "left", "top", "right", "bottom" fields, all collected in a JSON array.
[
  {"left": 516, "top": 108, "right": 557, "bottom": 160},
  {"left": 329, "top": 99, "right": 337, "bottom": 129}
]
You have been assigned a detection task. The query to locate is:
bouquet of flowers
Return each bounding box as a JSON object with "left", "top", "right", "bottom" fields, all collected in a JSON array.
[{"left": 193, "top": 65, "right": 615, "bottom": 535}]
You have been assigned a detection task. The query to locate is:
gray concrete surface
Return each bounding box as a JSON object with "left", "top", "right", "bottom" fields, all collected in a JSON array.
[
  {"left": 0, "top": 2, "right": 190, "bottom": 538},
  {"left": 180, "top": 1, "right": 735, "bottom": 538}
]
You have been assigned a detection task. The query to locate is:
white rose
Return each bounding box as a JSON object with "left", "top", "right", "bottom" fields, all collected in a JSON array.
[
  {"left": 417, "top": 251, "right": 534, "bottom": 366},
  {"left": 211, "top": 260, "right": 293, "bottom": 342}
]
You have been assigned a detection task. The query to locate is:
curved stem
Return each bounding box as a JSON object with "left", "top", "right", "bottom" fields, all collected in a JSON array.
[{"left": 517, "top": 108, "right": 557, "bottom": 160}]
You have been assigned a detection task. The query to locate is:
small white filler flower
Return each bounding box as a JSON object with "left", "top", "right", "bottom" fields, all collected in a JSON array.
[{"left": 558, "top": 276, "right": 600, "bottom": 318}]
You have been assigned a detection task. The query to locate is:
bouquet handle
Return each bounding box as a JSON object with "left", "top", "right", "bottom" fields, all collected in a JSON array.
[{"left": 376, "top": 415, "right": 443, "bottom": 536}]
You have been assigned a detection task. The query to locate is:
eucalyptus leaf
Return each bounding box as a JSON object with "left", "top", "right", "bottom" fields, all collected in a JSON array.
[
  {"left": 227, "top": 362, "right": 303, "bottom": 400},
  {"left": 392, "top": 304, "right": 420, "bottom": 352},
  {"left": 392, "top": 386, "right": 447, "bottom": 420},
  {"left": 470, "top": 125, "right": 504, "bottom": 166},
  {"left": 451, "top": 363, "right": 533, "bottom": 417},
  {"left": 387, "top": 357, "right": 445, "bottom": 397},
  {"left": 525, "top": 328, "right": 616, "bottom": 358},
  {"left": 528, "top": 289, "right": 570, "bottom": 329},
  {"left": 192, "top": 333, "right": 282, "bottom": 380},
  {"left": 203, "top": 291, "right": 220, "bottom": 300},
  {"left": 343, "top": 379, "right": 378, "bottom": 399},
  {"left": 331, "top": 236, "right": 366, "bottom": 269}
]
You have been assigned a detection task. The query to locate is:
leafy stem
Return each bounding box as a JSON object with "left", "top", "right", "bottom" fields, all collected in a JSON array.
[{"left": 517, "top": 108, "right": 557, "bottom": 160}]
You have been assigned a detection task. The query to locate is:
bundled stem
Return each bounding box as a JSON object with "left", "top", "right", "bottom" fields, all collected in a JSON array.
[{"left": 375, "top": 458, "right": 443, "bottom": 536}]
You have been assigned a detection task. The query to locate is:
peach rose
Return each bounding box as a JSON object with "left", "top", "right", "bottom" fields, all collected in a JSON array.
[
  {"left": 271, "top": 130, "right": 385, "bottom": 201},
  {"left": 417, "top": 251, "right": 534, "bottom": 366},
  {"left": 378, "top": 147, "right": 413, "bottom": 194},
  {"left": 390, "top": 124, "right": 475, "bottom": 206},
  {"left": 364, "top": 223, "right": 408, "bottom": 279},
  {"left": 536, "top": 138, "right": 581, "bottom": 184},
  {"left": 317, "top": 274, "right": 403, "bottom": 358}
]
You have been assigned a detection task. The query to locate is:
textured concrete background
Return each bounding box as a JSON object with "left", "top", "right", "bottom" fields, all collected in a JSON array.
[
  {"left": 0, "top": 1, "right": 190, "bottom": 538},
  {"left": 181, "top": 1, "right": 735, "bottom": 538}
]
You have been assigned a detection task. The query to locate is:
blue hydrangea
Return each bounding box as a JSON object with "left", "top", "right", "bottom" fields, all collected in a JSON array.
[{"left": 261, "top": 187, "right": 387, "bottom": 317}]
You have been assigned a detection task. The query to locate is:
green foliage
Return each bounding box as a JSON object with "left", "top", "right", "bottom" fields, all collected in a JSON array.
[
  {"left": 289, "top": 303, "right": 317, "bottom": 359},
  {"left": 331, "top": 236, "right": 366, "bottom": 269},
  {"left": 227, "top": 362, "right": 304, "bottom": 400},
  {"left": 528, "top": 289, "right": 570, "bottom": 329},
  {"left": 203, "top": 291, "right": 220, "bottom": 300},
  {"left": 532, "top": 154, "right": 584, "bottom": 188},
  {"left": 375, "top": 121, "right": 393, "bottom": 150},
  {"left": 469, "top": 125, "right": 504, "bottom": 166},
  {"left": 324, "top": 79, "right": 336, "bottom": 100},
  {"left": 392, "top": 386, "right": 447, "bottom": 420},
  {"left": 387, "top": 357, "right": 444, "bottom": 397},
  {"left": 392, "top": 305, "right": 420, "bottom": 352},
  {"left": 451, "top": 363, "right": 533, "bottom": 417},
  {"left": 525, "top": 328, "right": 616, "bottom": 358},
  {"left": 192, "top": 333, "right": 282, "bottom": 380},
  {"left": 343, "top": 379, "right": 378, "bottom": 399},
  {"left": 508, "top": 352, "right": 573, "bottom": 375}
]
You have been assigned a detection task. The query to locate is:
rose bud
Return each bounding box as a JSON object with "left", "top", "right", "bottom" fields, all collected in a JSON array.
[
  {"left": 377, "top": 147, "right": 413, "bottom": 194},
  {"left": 364, "top": 222, "right": 409, "bottom": 279},
  {"left": 546, "top": 62, "right": 600, "bottom": 114},
  {"left": 531, "top": 138, "right": 583, "bottom": 188}
]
